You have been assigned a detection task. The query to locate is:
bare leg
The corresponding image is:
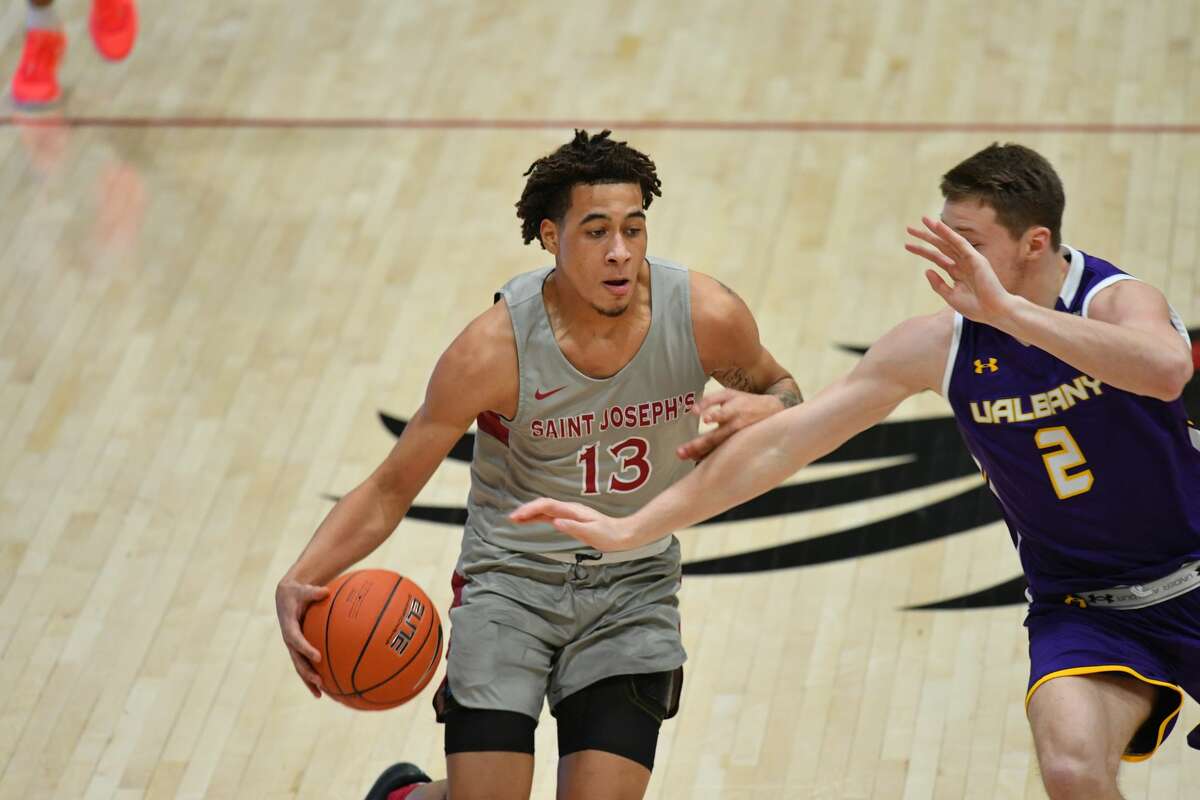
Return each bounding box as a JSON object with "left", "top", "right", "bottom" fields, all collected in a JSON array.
[
  {"left": 1028, "top": 671, "right": 1159, "bottom": 800},
  {"left": 556, "top": 750, "right": 652, "bottom": 800},
  {"left": 408, "top": 751, "right": 534, "bottom": 800}
]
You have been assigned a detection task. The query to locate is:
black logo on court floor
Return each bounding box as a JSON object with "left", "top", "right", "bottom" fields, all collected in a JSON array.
[{"left": 365, "top": 327, "right": 1200, "bottom": 612}]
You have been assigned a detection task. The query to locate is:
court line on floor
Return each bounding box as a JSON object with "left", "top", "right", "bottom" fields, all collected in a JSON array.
[{"left": 1, "top": 116, "right": 1198, "bottom": 134}]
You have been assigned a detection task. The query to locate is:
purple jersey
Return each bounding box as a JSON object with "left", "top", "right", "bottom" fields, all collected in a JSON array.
[{"left": 945, "top": 246, "right": 1200, "bottom": 596}]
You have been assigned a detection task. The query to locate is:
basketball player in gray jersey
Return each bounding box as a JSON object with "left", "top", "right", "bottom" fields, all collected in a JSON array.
[{"left": 275, "top": 130, "right": 801, "bottom": 800}]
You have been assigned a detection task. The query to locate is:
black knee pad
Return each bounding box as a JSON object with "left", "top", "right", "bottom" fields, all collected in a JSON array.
[
  {"left": 435, "top": 679, "right": 537, "bottom": 755},
  {"left": 552, "top": 668, "right": 683, "bottom": 771}
]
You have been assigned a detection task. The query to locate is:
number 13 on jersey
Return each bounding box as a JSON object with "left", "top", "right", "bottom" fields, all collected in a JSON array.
[{"left": 577, "top": 437, "right": 653, "bottom": 496}]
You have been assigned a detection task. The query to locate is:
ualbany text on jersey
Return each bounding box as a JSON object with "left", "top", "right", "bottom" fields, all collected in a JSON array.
[{"left": 970, "top": 375, "right": 1103, "bottom": 425}]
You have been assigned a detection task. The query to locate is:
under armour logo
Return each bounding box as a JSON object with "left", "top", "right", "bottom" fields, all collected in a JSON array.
[{"left": 974, "top": 358, "right": 999, "bottom": 374}]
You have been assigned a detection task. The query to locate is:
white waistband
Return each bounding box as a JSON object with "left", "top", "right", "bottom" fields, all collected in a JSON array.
[
  {"left": 538, "top": 535, "right": 673, "bottom": 565},
  {"left": 1064, "top": 560, "right": 1200, "bottom": 610}
]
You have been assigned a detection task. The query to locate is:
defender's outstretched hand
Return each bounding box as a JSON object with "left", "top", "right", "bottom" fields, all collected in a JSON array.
[
  {"left": 510, "top": 499, "right": 638, "bottom": 552},
  {"left": 905, "top": 216, "right": 1015, "bottom": 324}
]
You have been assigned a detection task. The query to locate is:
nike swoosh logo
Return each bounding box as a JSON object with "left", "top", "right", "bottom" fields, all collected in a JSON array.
[{"left": 534, "top": 386, "right": 567, "bottom": 400}]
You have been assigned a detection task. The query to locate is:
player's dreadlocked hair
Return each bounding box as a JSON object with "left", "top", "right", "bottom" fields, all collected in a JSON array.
[
  {"left": 940, "top": 143, "right": 1065, "bottom": 249},
  {"left": 516, "top": 129, "right": 662, "bottom": 248}
]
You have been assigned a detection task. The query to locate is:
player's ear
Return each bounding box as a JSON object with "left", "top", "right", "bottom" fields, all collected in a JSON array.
[
  {"left": 540, "top": 219, "right": 559, "bottom": 255},
  {"left": 1023, "top": 225, "right": 1052, "bottom": 260}
]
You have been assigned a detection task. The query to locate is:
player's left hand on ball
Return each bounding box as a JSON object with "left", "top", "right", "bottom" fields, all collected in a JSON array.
[
  {"left": 510, "top": 498, "right": 633, "bottom": 552},
  {"left": 677, "top": 389, "right": 784, "bottom": 462}
]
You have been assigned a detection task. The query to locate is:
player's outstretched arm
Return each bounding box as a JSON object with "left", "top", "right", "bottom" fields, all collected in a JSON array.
[
  {"left": 679, "top": 272, "right": 803, "bottom": 461},
  {"left": 513, "top": 313, "right": 950, "bottom": 552},
  {"left": 907, "top": 216, "right": 1193, "bottom": 401},
  {"left": 276, "top": 303, "right": 516, "bottom": 696}
]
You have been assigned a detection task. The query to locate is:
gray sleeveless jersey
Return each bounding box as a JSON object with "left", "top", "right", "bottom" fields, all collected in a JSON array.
[{"left": 462, "top": 257, "right": 709, "bottom": 558}]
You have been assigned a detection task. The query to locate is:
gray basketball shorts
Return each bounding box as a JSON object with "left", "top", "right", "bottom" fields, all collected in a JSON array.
[{"left": 439, "top": 534, "right": 686, "bottom": 721}]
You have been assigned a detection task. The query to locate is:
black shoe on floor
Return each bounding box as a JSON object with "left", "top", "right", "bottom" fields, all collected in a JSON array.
[{"left": 364, "top": 762, "right": 432, "bottom": 800}]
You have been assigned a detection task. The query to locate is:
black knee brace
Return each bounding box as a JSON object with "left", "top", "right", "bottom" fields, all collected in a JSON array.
[{"left": 551, "top": 668, "right": 683, "bottom": 771}]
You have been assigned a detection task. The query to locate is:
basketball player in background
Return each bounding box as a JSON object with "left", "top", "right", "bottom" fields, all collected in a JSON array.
[
  {"left": 275, "top": 130, "right": 802, "bottom": 800},
  {"left": 515, "top": 144, "right": 1200, "bottom": 800},
  {"left": 9, "top": 0, "right": 137, "bottom": 108}
]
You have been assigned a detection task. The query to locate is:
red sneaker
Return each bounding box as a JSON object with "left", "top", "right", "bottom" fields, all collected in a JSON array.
[
  {"left": 11, "top": 29, "right": 66, "bottom": 108},
  {"left": 90, "top": 0, "right": 138, "bottom": 61}
]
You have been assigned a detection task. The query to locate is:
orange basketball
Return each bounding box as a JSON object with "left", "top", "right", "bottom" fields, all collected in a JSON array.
[{"left": 302, "top": 569, "right": 443, "bottom": 710}]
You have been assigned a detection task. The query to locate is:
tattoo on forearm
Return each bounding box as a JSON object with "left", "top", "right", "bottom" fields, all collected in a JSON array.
[
  {"left": 712, "top": 369, "right": 804, "bottom": 408},
  {"left": 712, "top": 366, "right": 756, "bottom": 392},
  {"left": 767, "top": 377, "right": 803, "bottom": 408},
  {"left": 771, "top": 386, "right": 803, "bottom": 408}
]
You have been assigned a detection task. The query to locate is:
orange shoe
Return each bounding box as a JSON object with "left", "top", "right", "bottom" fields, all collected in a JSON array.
[
  {"left": 90, "top": 0, "right": 138, "bottom": 61},
  {"left": 11, "top": 29, "right": 66, "bottom": 109}
]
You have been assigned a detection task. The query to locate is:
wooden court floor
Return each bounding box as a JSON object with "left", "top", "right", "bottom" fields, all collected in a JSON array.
[{"left": 1, "top": 1, "right": 1198, "bottom": 797}]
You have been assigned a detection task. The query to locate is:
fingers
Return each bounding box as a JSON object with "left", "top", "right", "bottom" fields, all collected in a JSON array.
[
  {"left": 553, "top": 518, "right": 586, "bottom": 536},
  {"left": 925, "top": 269, "right": 954, "bottom": 301},
  {"left": 510, "top": 498, "right": 560, "bottom": 522},
  {"left": 511, "top": 499, "right": 593, "bottom": 524},
  {"left": 304, "top": 584, "right": 329, "bottom": 603},
  {"left": 696, "top": 389, "right": 736, "bottom": 413},
  {"left": 906, "top": 224, "right": 956, "bottom": 261},
  {"left": 922, "top": 215, "right": 973, "bottom": 255},
  {"left": 904, "top": 242, "right": 955, "bottom": 271},
  {"left": 552, "top": 519, "right": 611, "bottom": 551},
  {"left": 676, "top": 426, "right": 732, "bottom": 461},
  {"left": 907, "top": 216, "right": 979, "bottom": 269},
  {"left": 283, "top": 616, "right": 322, "bottom": 664},
  {"left": 702, "top": 403, "right": 730, "bottom": 425},
  {"left": 287, "top": 648, "right": 324, "bottom": 698}
]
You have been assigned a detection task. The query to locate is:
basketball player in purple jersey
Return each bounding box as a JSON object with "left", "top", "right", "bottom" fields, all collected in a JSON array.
[
  {"left": 275, "top": 130, "right": 801, "bottom": 800},
  {"left": 515, "top": 144, "right": 1200, "bottom": 800}
]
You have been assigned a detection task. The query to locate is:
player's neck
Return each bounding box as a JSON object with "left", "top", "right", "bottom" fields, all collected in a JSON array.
[
  {"left": 545, "top": 263, "right": 651, "bottom": 340},
  {"left": 1013, "top": 248, "right": 1071, "bottom": 310},
  {"left": 542, "top": 265, "right": 653, "bottom": 379}
]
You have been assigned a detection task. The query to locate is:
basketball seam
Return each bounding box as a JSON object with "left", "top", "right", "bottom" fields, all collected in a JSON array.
[
  {"left": 349, "top": 591, "right": 442, "bottom": 697},
  {"left": 351, "top": 620, "right": 442, "bottom": 698},
  {"left": 322, "top": 626, "right": 443, "bottom": 704},
  {"left": 348, "top": 574, "right": 405, "bottom": 694},
  {"left": 324, "top": 577, "right": 356, "bottom": 697},
  {"left": 350, "top": 629, "right": 442, "bottom": 706}
]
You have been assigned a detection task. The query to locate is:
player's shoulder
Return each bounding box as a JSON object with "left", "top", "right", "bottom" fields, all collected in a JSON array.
[
  {"left": 686, "top": 269, "right": 762, "bottom": 366},
  {"left": 688, "top": 268, "right": 740, "bottom": 305},
  {"left": 892, "top": 308, "right": 957, "bottom": 342},
  {"left": 1082, "top": 270, "right": 1168, "bottom": 320},
  {"left": 688, "top": 269, "right": 755, "bottom": 329},
  {"left": 433, "top": 299, "right": 518, "bottom": 402},
  {"left": 864, "top": 309, "right": 957, "bottom": 394}
]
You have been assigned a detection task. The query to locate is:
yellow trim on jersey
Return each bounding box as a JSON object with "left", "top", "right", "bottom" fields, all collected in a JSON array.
[{"left": 1025, "top": 665, "right": 1184, "bottom": 762}]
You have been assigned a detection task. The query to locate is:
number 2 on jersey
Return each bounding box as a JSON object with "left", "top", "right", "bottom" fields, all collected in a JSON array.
[
  {"left": 577, "top": 437, "right": 652, "bottom": 495},
  {"left": 1035, "top": 426, "right": 1093, "bottom": 499}
]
